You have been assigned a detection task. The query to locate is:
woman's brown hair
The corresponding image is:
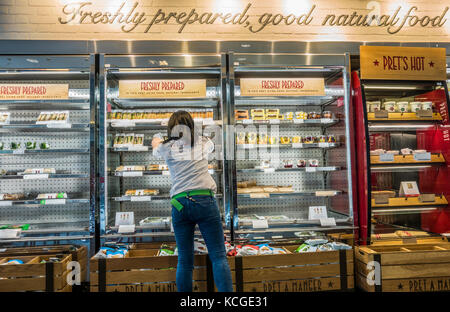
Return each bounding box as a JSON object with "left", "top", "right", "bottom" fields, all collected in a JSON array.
[{"left": 164, "top": 110, "right": 195, "bottom": 147}]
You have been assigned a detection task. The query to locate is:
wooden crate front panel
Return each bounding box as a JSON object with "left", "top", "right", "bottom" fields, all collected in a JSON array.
[
  {"left": 356, "top": 244, "right": 450, "bottom": 292},
  {"left": 0, "top": 268, "right": 70, "bottom": 292},
  {"left": 90, "top": 253, "right": 208, "bottom": 292}
]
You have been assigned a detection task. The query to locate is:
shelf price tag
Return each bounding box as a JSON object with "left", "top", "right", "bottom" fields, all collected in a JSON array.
[
  {"left": 269, "top": 119, "right": 280, "bottom": 124},
  {"left": 118, "top": 224, "right": 135, "bottom": 234},
  {"left": 13, "top": 150, "right": 24, "bottom": 155},
  {"left": 47, "top": 123, "right": 72, "bottom": 129},
  {"left": 0, "top": 201, "right": 12, "bottom": 206},
  {"left": 252, "top": 219, "right": 269, "bottom": 229},
  {"left": 130, "top": 196, "right": 151, "bottom": 202},
  {"left": 115, "top": 211, "right": 134, "bottom": 227},
  {"left": 263, "top": 168, "right": 275, "bottom": 173},
  {"left": 379, "top": 153, "right": 395, "bottom": 162},
  {"left": 309, "top": 206, "right": 328, "bottom": 220},
  {"left": 321, "top": 118, "right": 333, "bottom": 124},
  {"left": 293, "top": 119, "right": 304, "bottom": 124},
  {"left": 292, "top": 143, "right": 303, "bottom": 148},
  {"left": 127, "top": 146, "right": 148, "bottom": 152},
  {"left": 23, "top": 174, "right": 49, "bottom": 180},
  {"left": 305, "top": 167, "right": 317, "bottom": 172},
  {"left": 243, "top": 119, "right": 253, "bottom": 124},
  {"left": 162, "top": 170, "right": 170, "bottom": 176},
  {"left": 320, "top": 217, "right": 336, "bottom": 227},
  {"left": 122, "top": 171, "right": 143, "bottom": 177},
  {"left": 413, "top": 152, "right": 431, "bottom": 161},
  {"left": 41, "top": 199, "right": 66, "bottom": 205},
  {"left": 111, "top": 121, "right": 135, "bottom": 128},
  {"left": 318, "top": 143, "right": 328, "bottom": 148}
]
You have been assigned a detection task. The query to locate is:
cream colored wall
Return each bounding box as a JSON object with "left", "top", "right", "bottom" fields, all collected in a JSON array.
[{"left": 0, "top": 0, "right": 449, "bottom": 41}]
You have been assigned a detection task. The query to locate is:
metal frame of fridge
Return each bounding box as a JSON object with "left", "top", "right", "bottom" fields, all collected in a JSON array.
[
  {"left": 352, "top": 57, "right": 450, "bottom": 245},
  {"left": 98, "top": 53, "right": 230, "bottom": 246},
  {"left": 227, "top": 52, "right": 357, "bottom": 242},
  {"left": 0, "top": 54, "right": 96, "bottom": 255}
]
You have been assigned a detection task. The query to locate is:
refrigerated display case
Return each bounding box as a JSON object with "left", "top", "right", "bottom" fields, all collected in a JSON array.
[
  {"left": 353, "top": 62, "right": 450, "bottom": 244},
  {"left": 0, "top": 55, "right": 96, "bottom": 248},
  {"left": 228, "top": 53, "right": 356, "bottom": 241},
  {"left": 98, "top": 54, "right": 228, "bottom": 243}
]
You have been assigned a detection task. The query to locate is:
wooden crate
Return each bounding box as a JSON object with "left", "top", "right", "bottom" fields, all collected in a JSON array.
[
  {"left": 90, "top": 249, "right": 210, "bottom": 292},
  {"left": 356, "top": 243, "right": 450, "bottom": 292},
  {"left": 0, "top": 245, "right": 88, "bottom": 283},
  {"left": 327, "top": 233, "right": 355, "bottom": 246},
  {"left": 0, "top": 254, "right": 72, "bottom": 292},
  {"left": 225, "top": 246, "right": 353, "bottom": 292}
]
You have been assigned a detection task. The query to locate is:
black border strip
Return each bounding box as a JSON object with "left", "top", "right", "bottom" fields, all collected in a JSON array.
[
  {"left": 374, "top": 254, "right": 382, "bottom": 292},
  {"left": 45, "top": 262, "right": 54, "bottom": 292},
  {"left": 99, "top": 258, "right": 106, "bottom": 292},
  {"left": 206, "top": 256, "right": 214, "bottom": 292},
  {"left": 235, "top": 256, "right": 244, "bottom": 292},
  {"left": 339, "top": 250, "right": 348, "bottom": 290}
]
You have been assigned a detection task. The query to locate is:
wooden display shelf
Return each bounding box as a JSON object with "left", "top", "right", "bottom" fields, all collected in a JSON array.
[
  {"left": 371, "top": 195, "right": 448, "bottom": 208},
  {"left": 356, "top": 243, "right": 450, "bottom": 292},
  {"left": 0, "top": 254, "right": 72, "bottom": 292},
  {"left": 370, "top": 153, "right": 445, "bottom": 165},
  {"left": 367, "top": 112, "right": 442, "bottom": 121},
  {"left": 91, "top": 244, "right": 353, "bottom": 292}
]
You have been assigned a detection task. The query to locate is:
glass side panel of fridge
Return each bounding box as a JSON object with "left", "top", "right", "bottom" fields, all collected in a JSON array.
[
  {"left": 232, "top": 67, "right": 353, "bottom": 240},
  {"left": 0, "top": 62, "right": 92, "bottom": 241},
  {"left": 104, "top": 69, "right": 225, "bottom": 237},
  {"left": 362, "top": 80, "right": 450, "bottom": 241}
]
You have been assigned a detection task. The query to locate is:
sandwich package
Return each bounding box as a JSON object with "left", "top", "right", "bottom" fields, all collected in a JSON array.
[
  {"left": 0, "top": 112, "right": 10, "bottom": 125},
  {"left": 36, "top": 192, "right": 67, "bottom": 199},
  {"left": 36, "top": 111, "right": 70, "bottom": 124}
]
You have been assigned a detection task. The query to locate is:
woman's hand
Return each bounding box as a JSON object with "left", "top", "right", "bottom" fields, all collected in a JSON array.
[{"left": 152, "top": 137, "right": 163, "bottom": 150}]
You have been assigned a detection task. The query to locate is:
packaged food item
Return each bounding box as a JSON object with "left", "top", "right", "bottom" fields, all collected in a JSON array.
[
  {"left": 0, "top": 224, "right": 29, "bottom": 230},
  {"left": 317, "top": 244, "right": 334, "bottom": 251},
  {"left": 237, "top": 180, "right": 257, "bottom": 188},
  {"left": 370, "top": 149, "right": 385, "bottom": 156},
  {"left": 247, "top": 132, "right": 257, "bottom": 145},
  {"left": 297, "top": 159, "right": 306, "bottom": 168},
  {"left": 194, "top": 241, "right": 208, "bottom": 254},
  {"left": 280, "top": 137, "right": 290, "bottom": 144},
  {"left": 284, "top": 112, "right": 294, "bottom": 120},
  {"left": 0, "top": 142, "right": 3, "bottom": 150},
  {"left": 133, "top": 134, "right": 144, "bottom": 146},
  {"left": 0, "top": 193, "right": 25, "bottom": 200},
  {"left": 278, "top": 186, "right": 293, "bottom": 193},
  {"left": 409, "top": 102, "right": 422, "bottom": 112},
  {"left": 236, "top": 132, "right": 246, "bottom": 145},
  {"left": 271, "top": 247, "right": 288, "bottom": 255},
  {"left": 318, "top": 135, "right": 327, "bottom": 143},
  {"left": 308, "top": 159, "right": 319, "bottom": 167},
  {"left": 295, "top": 111, "right": 307, "bottom": 120},
  {"left": 401, "top": 148, "right": 413, "bottom": 155},
  {"left": 0, "top": 112, "right": 10, "bottom": 124},
  {"left": 237, "top": 245, "right": 259, "bottom": 256},
  {"left": 304, "top": 136, "right": 315, "bottom": 144},
  {"left": 268, "top": 136, "right": 278, "bottom": 145},
  {"left": 124, "top": 133, "right": 135, "bottom": 146},
  {"left": 257, "top": 244, "right": 272, "bottom": 255},
  {"left": 251, "top": 109, "right": 265, "bottom": 120},
  {"left": 25, "top": 142, "right": 36, "bottom": 150},
  {"left": 40, "top": 142, "right": 50, "bottom": 150},
  {"left": 292, "top": 136, "right": 302, "bottom": 144},
  {"left": 10, "top": 142, "right": 20, "bottom": 150},
  {"left": 327, "top": 135, "right": 336, "bottom": 143},
  {"left": 367, "top": 101, "right": 381, "bottom": 112},
  {"left": 23, "top": 168, "right": 56, "bottom": 174},
  {"left": 305, "top": 239, "right": 328, "bottom": 246},
  {"left": 329, "top": 242, "right": 352, "bottom": 250},
  {"left": 1, "top": 259, "right": 24, "bottom": 265},
  {"left": 263, "top": 186, "right": 279, "bottom": 193},
  {"left": 266, "top": 109, "right": 280, "bottom": 120},
  {"left": 157, "top": 244, "right": 177, "bottom": 256},
  {"left": 283, "top": 160, "right": 293, "bottom": 168},
  {"left": 397, "top": 101, "right": 409, "bottom": 113},
  {"left": 235, "top": 110, "right": 249, "bottom": 120},
  {"left": 114, "top": 133, "right": 125, "bottom": 147},
  {"left": 257, "top": 134, "right": 268, "bottom": 145},
  {"left": 383, "top": 101, "right": 396, "bottom": 112},
  {"left": 36, "top": 111, "right": 69, "bottom": 124},
  {"left": 36, "top": 193, "right": 67, "bottom": 199},
  {"left": 386, "top": 150, "right": 399, "bottom": 155},
  {"left": 413, "top": 149, "right": 427, "bottom": 154},
  {"left": 421, "top": 101, "right": 433, "bottom": 111},
  {"left": 323, "top": 111, "right": 333, "bottom": 119},
  {"left": 295, "top": 243, "right": 312, "bottom": 253}
]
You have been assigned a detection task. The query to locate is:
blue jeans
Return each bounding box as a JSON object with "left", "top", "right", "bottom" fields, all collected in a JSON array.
[{"left": 171, "top": 194, "right": 233, "bottom": 292}]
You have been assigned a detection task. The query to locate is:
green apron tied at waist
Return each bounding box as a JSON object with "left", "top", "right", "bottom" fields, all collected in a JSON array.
[{"left": 170, "top": 189, "right": 214, "bottom": 211}]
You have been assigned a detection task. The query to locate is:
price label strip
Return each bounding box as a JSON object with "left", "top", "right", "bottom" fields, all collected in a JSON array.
[
  {"left": 40, "top": 199, "right": 66, "bottom": 205},
  {"left": 252, "top": 219, "right": 269, "bottom": 229},
  {"left": 320, "top": 218, "right": 336, "bottom": 227},
  {"left": 379, "top": 153, "right": 395, "bottom": 162},
  {"left": 130, "top": 196, "right": 152, "bottom": 202},
  {"left": 413, "top": 152, "right": 431, "bottom": 161},
  {"left": 121, "top": 171, "right": 143, "bottom": 177},
  {"left": 23, "top": 174, "right": 49, "bottom": 180}
]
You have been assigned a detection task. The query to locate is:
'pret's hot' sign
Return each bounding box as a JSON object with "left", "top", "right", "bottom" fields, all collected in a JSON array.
[
  {"left": 240, "top": 78, "right": 325, "bottom": 96},
  {"left": 0, "top": 84, "right": 69, "bottom": 100},
  {"left": 119, "top": 79, "right": 206, "bottom": 98},
  {"left": 360, "top": 46, "right": 446, "bottom": 81}
]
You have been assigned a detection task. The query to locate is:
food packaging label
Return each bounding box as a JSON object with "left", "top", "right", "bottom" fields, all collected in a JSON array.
[
  {"left": 379, "top": 153, "right": 395, "bottom": 162},
  {"left": 130, "top": 196, "right": 151, "bottom": 201},
  {"left": 309, "top": 206, "right": 328, "bottom": 220},
  {"left": 118, "top": 225, "right": 135, "bottom": 234},
  {"left": 399, "top": 181, "right": 420, "bottom": 197},
  {"left": 413, "top": 152, "right": 431, "bottom": 161},
  {"left": 115, "top": 211, "right": 135, "bottom": 227},
  {"left": 122, "top": 171, "right": 143, "bottom": 177},
  {"left": 320, "top": 218, "right": 336, "bottom": 227},
  {"left": 23, "top": 174, "right": 49, "bottom": 180},
  {"left": 41, "top": 199, "right": 66, "bottom": 205},
  {"left": 252, "top": 219, "right": 269, "bottom": 229}
]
